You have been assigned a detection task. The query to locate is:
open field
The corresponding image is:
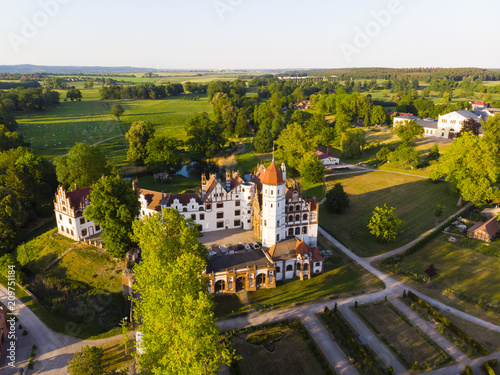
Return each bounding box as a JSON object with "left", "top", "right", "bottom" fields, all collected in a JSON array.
[
  {"left": 229, "top": 325, "right": 329, "bottom": 375},
  {"left": 320, "top": 171, "right": 459, "bottom": 257},
  {"left": 247, "top": 235, "right": 384, "bottom": 311},
  {"left": 17, "top": 92, "right": 211, "bottom": 160},
  {"left": 356, "top": 302, "right": 452, "bottom": 371},
  {"left": 384, "top": 234, "right": 500, "bottom": 306}
]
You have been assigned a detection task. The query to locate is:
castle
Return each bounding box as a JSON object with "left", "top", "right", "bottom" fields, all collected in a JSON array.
[{"left": 54, "top": 161, "right": 322, "bottom": 291}]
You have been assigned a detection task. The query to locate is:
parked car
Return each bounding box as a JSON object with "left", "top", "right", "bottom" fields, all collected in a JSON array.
[
  {"left": 219, "top": 245, "right": 228, "bottom": 254},
  {"left": 243, "top": 243, "right": 252, "bottom": 251},
  {"left": 249, "top": 242, "right": 260, "bottom": 250}
]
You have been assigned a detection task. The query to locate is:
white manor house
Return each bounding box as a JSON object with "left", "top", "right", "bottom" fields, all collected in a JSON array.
[{"left": 54, "top": 161, "right": 319, "bottom": 249}]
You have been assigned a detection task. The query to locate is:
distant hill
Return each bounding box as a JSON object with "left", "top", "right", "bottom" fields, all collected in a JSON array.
[{"left": 0, "top": 64, "right": 165, "bottom": 74}]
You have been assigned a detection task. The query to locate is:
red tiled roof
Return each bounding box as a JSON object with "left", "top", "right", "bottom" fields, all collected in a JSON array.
[
  {"left": 66, "top": 187, "right": 91, "bottom": 209},
  {"left": 137, "top": 188, "right": 164, "bottom": 212},
  {"left": 480, "top": 217, "right": 500, "bottom": 237},
  {"left": 470, "top": 101, "right": 488, "bottom": 106},
  {"left": 267, "top": 238, "right": 323, "bottom": 262},
  {"left": 260, "top": 161, "right": 285, "bottom": 186},
  {"left": 230, "top": 173, "right": 243, "bottom": 190}
]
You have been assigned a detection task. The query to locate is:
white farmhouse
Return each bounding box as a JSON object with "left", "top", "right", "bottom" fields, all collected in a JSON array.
[
  {"left": 316, "top": 148, "right": 340, "bottom": 166},
  {"left": 437, "top": 110, "right": 481, "bottom": 139}
]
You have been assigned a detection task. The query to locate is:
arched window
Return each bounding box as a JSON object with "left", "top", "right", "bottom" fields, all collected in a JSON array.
[
  {"left": 288, "top": 228, "right": 293, "bottom": 236},
  {"left": 296, "top": 204, "right": 300, "bottom": 211},
  {"left": 302, "top": 226, "right": 307, "bottom": 234},
  {"left": 295, "top": 227, "right": 300, "bottom": 235},
  {"left": 288, "top": 215, "right": 293, "bottom": 222},
  {"left": 182, "top": 207, "right": 187, "bottom": 212},
  {"left": 303, "top": 213, "right": 307, "bottom": 221},
  {"left": 303, "top": 263, "right": 309, "bottom": 271},
  {"left": 286, "top": 264, "right": 293, "bottom": 271},
  {"left": 295, "top": 214, "right": 300, "bottom": 221},
  {"left": 289, "top": 205, "right": 294, "bottom": 212}
]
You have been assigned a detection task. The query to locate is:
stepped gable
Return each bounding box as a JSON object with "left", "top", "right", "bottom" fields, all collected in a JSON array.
[
  {"left": 66, "top": 186, "right": 91, "bottom": 209},
  {"left": 204, "top": 174, "right": 220, "bottom": 198},
  {"left": 137, "top": 188, "right": 164, "bottom": 211},
  {"left": 166, "top": 192, "right": 202, "bottom": 205},
  {"left": 260, "top": 160, "right": 285, "bottom": 186},
  {"left": 295, "top": 238, "right": 323, "bottom": 261}
]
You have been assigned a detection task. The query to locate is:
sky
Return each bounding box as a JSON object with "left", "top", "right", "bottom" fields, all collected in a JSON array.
[{"left": 1, "top": 0, "right": 499, "bottom": 70}]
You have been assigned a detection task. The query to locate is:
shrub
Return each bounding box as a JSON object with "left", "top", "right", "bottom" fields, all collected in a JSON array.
[{"left": 424, "top": 264, "right": 438, "bottom": 278}]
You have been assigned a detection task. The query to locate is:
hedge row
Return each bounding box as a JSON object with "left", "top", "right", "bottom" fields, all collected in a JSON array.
[
  {"left": 407, "top": 291, "right": 488, "bottom": 356},
  {"left": 464, "top": 364, "right": 475, "bottom": 375},
  {"left": 323, "top": 307, "right": 387, "bottom": 375},
  {"left": 482, "top": 359, "right": 498, "bottom": 375}
]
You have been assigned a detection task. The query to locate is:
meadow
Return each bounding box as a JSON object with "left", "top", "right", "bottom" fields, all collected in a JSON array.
[{"left": 319, "top": 171, "right": 460, "bottom": 257}]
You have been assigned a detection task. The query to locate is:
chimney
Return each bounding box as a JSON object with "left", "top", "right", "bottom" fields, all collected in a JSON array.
[
  {"left": 201, "top": 174, "right": 207, "bottom": 195},
  {"left": 327, "top": 145, "right": 332, "bottom": 155},
  {"left": 132, "top": 180, "right": 139, "bottom": 191},
  {"left": 226, "top": 170, "right": 231, "bottom": 187},
  {"left": 281, "top": 163, "right": 286, "bottom": 181}
]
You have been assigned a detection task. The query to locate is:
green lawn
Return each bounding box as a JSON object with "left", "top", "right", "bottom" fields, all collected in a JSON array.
[
  {"left": 136, "top": 174, "right": 200, "bottom": 194},
  {"left": 247, "top": 235, "right": 384, "bottom": 311},
  {"left": 13, "top": 228, "right": 128, "bottom": 338},
  {"left": 389, "top": 234, "right": 500, "bottom": 306},
  {"left": 320, "top": 171, "right": 460, "bottom": 257},
  {"left": 213, "top": 294, "right": 248, "bottom": 319}
]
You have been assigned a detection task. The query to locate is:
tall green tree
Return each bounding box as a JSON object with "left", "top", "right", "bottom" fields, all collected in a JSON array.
[
  {"left": 341, "top": 129, "right": 366, "bottom": 158},
  {"left": 185, "top": 113, "right": 226, "bottom": 157},
  {"left": 394, "top": 120, "right": 424, "bottom": 146},
  {"left": 125, "top": 121, "right": 155, "bottom": 166},
  {"left": 430, "top": 133, "right": 500, "bottom": 203},
  {"left": 110, "top": 104, "right": 124, "bottom": 119},
  {"left": 132, "top": 209, "right": 233, "bottom": 374},
  {"left": 0, "top": 188, "right": 27, "bottom": 255},
  {"left": 0, "top": 124, "right": 25, "bottom": 151},
  {"left": 482, "top": 114, "right": 500, "bottom": 146},
  {"left": 253, "top": 122, "right": 274, "bottom": 153},
  {"left": 84, "top": 175, "right": 140, "bottom": 258},
  {"left": 53, "top": 142, "right": 111, "bottom": 190},
  {"left": 298, "top": 152, "right": 324, "bottom": 184},
  {"left": 144, "top": 135, "right": 183, "bottom": 174},
  {"left": 275, "top": 123, "right": 315, "bottom": 171},
  {"left": 325, "top": 183, "right": 350, "bottom": 214},
  {"left": 367, "top": 204, "right": 403, "bottom": 243},
  {"left": 371, "top": 105, "right": 387, "bottom": 125}
]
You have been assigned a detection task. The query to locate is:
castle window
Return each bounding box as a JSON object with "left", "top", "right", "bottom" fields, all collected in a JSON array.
[
  {"left": 234, "top": 220, "right": 241, "bottom": 226},
  {"left": 311, "top": 213, "right": 315, "bottom": 220},
  {"left": 183, "top": 208, "right": 187, "bottom": 212},
  {"left": 62, "top": 206, "right": 67, "bottom": 212},
  {"left": 303, "top": 214, "right": 307, "bottom": 221},
  {"left": 142, "top": 210, "right": 145, "bottom": 216},
  {"left": 206, "top": 204, "right": 211, "bottom": 210},
  {"left": 296, "top": 205, "right": 300, "bottom": 211},
  {"left": 286, "top": 264, "right": 293, "bottom": 271},
  {"left": 264, "top": 220, "right": 267, "bottom": 226},
  {"left": 289, "top": 205, "right": 294, "bottom": 212},
  {"left": 236, "top": 201, "right": 240, "bottom": 206},
  {"left": 217, "top": 212, "right": 224, "bottom": 219},
  {"left": 277, "top": 220, "right": 280, "bottom": 226},
  {"left": 276, "top": 234, "right": 280, "bottom": 241},
  {"left": 217, "top": 221, "right": 224, "bottom": 228},
  {"left": 295, "top": 214, "right": 300, "bottom": 221},
  {"left": 276, "top": 266, "right": 280, "bottom": 273},
  {"left": 80, "top": 217, "right": 85, "bottom": 225},
  {"left": 235, "top": 210, "right": 240, "bottom": 216},
  {"left": 288, "top": 215, "right": 293, "bottom": 222},
  {"left": 315, "top": 262, "right": 320, "bottom": 267},
  {"left": 200, "top": 214, "right": 205, "bottom": 220},
  {"left": 191, "top": 214, "right": 196, "bottom": 220},
  {"left": 68, "top": 218, "right": 72, "bottom": 225},
  {"left": 217, "top": 203, "right": 223, "bottom": 208},
  {"left": 96, "top": 225, "right": 100, "bottom": 231},
  {"left": 61, "top": 226, "right": 64, "bottom": 232},
  {"left": 271, "top": 189, "right": 273, "bottom": 195},
  {"left": 302, "top": 226, "right": 307, "bottom": 234},
  {"left": 265, "top": 189, "right": 267, "bottom": 194},
  {"left": 199, "top": 207, "right": 204, "bottom": 211},
  {"left": 247, "top": 219, "right": 251, "bottom": 223},
  {"left": 59, "top": 214, "right": 62, "bottom": 220},
  {"left": 70, "top": 230, "right": 74, "bottom": 236},
  {"left": 288, "top": 228, "right": 293, "bottom": 236},
  {"left": 81, "top": 229, "right": 87, "bottom": 236},
  {"left": 271, "top": 204, "right": 273, "bottom": 208},
  {"left": 295, "top": 227, "right": 300, "bottom": 235}
]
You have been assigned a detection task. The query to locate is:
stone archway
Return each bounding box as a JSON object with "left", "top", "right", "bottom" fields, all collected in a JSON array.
[
  {"left": 236, "top": 276, "right": 246, "bottom": 292},
  {"left": 256, "top": 273, "right": 266, "bottom": 287},
  {"left": 215, "top": 280, "right": 225, "bottom": 293}
]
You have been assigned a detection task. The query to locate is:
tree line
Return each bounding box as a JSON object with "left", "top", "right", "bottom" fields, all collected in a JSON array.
[{"left": 99, "top": 83, "right": 184, "bottom": 100}]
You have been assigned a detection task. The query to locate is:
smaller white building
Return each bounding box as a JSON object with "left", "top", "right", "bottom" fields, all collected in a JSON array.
[
  {"left": 437, "top": 110, "right": 481, "bottom": 139},
  {"left": 316, "top": 148, "right": 340, "bottom": 166}
]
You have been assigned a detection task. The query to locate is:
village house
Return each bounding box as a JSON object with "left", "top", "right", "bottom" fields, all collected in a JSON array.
[
  {"left": 467, "top": 218, "right": 500, "bottom": 243},
  {"left": 437, "top": 110, "right": 482, "bottom": 139},
  {"left": 316, "top": 147, "right": 340, "bottom": 166},
  {"left": 293, "top": 100, "right": 310, "bottom": 110},
  {"left": 469, "top": 100, "right": 488, "bottom": 111}
]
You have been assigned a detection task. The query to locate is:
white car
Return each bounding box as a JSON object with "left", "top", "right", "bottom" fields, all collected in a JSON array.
[{"left": 219, "top": 245, "right": 228, "bottom": 254}]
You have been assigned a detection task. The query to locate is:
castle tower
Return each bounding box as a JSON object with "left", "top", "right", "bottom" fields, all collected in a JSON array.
[{"left": 260, "top": 161, "right": 287, "bottom": 247}]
